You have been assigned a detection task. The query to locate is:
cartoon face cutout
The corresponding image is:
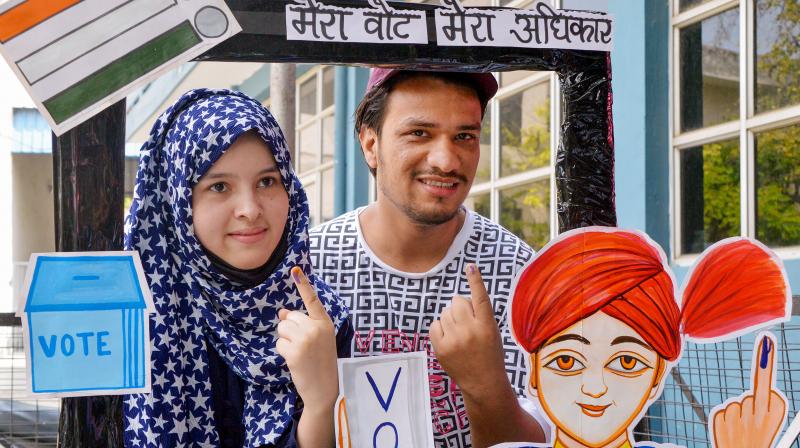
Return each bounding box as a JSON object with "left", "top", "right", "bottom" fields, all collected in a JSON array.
[
  {"left": 511, "top": 228, "right": 793, "bottom": 448},
  {"left": 531, "top": 312, "right": 665, "bottom": 447}
]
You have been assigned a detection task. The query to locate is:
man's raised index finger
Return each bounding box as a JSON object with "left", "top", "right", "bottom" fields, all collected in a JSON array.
[
  {"left": 290, "top": 266, "right": 329, "bottom": 321},
  {"left": 465, "top": 264, "right": 493, "bottom": 319}
]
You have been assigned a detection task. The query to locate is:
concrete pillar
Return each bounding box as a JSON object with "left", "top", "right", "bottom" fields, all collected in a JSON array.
[{"left": 270, "top": 63, "right": 296, "bottom": 160}]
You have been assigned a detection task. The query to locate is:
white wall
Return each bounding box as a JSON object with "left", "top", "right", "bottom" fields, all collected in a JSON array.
[
  {"left": 11, "top": 154, "right": 55, "bottom": 260},
  {"left": 0, "top": 60, "right": 36, "bottom": 313},
  {"left": 127, "top": 62, "right": 264, "bottom": 143}
]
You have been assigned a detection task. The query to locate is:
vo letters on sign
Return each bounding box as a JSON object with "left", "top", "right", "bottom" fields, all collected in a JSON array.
[
  {"left": 357, "top": 361, "right": 411, "bottom": 446},
  {"left": 336, "top": 352, "right": 435, "bottom": 448}
]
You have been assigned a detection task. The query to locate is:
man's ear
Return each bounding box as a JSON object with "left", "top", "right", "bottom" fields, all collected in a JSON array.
[{"left": 358, "top": 127, "right": 379, "bottom": 171}]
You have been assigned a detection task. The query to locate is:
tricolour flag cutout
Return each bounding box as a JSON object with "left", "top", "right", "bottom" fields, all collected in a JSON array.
[
  {"left": 0, "top": 0, "right": 82, "bottom": 43},
  {"left": 0, "top": 0, "right": 241, "bottom": 135}
]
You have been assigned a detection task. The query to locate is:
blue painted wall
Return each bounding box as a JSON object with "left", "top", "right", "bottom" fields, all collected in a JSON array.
[
  {"left": 609, "top": 0, "right": 670, "bottom": 251},
  {"left": 334, "top": 66, "right": 371, "bottom": 216}
]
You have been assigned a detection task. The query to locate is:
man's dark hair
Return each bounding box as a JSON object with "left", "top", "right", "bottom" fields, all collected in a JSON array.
[{"left": 354, "top": 72, "right": 488, "bottom": 176}]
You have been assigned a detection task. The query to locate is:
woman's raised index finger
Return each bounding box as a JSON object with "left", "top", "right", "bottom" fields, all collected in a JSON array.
[{"left": 290, "top": 266, "right": 330, "bottom": 321}]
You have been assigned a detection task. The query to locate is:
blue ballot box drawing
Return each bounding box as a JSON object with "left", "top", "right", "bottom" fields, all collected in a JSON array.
[{"left": 20, "top": 252, "right": 154, "bottom": 396}]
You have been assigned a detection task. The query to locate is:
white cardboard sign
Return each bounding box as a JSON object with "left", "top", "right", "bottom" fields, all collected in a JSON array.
[
  {"left": 335, "top": 352, "right": 435, "bottom": 448},
  {"left": 285, "top": 0, "right": 613, "bottom": 51},
  {"left": 287, "top": 0, "right": 428, "bottom": 44},
  {"left": 435, "top": 0, "right": 612, "bottom": 50}
]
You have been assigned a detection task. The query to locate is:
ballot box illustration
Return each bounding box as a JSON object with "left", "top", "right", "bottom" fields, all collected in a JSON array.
[{"left": 20, "top": 252, "right": 154, "bottom": 397}]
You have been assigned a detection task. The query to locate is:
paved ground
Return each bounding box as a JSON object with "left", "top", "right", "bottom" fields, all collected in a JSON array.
[{"left": 0, "top": 332, "right": 59, "bottom": 448}]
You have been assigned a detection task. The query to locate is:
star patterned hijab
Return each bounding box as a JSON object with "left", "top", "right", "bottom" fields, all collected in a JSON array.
[{"left": 123, "top": 89, "right": 348, "bottom": 447}]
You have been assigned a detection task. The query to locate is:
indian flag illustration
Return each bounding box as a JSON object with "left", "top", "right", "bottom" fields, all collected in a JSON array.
[{"left": 0, "top": 0, "right": 240, "bottom": 134}]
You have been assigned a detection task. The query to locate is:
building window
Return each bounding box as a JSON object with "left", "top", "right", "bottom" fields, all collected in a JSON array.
[
  {"left": 461, "top": 0, "right": 608, "bottom": 250},
  {"left": 11, "top": 108, "right": 52, "bottom": 154},
  {"left": 466, "top": 69, "right": 556, "bottom": 251},
  {"left": 672, "top": 0, "right": 800, "bottom": 257},
  {"left": 296, "top": 66, "right": 336, "bottom": 227}
]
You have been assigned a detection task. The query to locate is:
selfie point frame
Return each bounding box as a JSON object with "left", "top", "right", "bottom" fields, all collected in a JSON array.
[{"left": 198, "top": 0, "right": 617, "bottom": 231}]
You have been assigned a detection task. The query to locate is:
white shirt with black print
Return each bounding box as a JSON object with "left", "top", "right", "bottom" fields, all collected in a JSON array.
[{"left": 310, "top": 207, "right": 549, "bottom": 448}]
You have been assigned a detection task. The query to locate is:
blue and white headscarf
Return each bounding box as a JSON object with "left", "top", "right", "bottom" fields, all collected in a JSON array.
[{"left": 123, "top": 89, "right": 348, "bottom": 447}]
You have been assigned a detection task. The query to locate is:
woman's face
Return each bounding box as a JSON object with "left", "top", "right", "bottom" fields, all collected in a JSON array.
[
  {"left": 192, "top": 132, "right": 289, "bottom": 270},
  {"left": 532, "top": 312, "right": 664, "bottom": 447}
]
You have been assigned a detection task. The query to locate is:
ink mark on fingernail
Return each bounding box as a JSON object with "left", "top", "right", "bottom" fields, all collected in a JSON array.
[
  {"left": 760, "top": 337, "right": 771, "bottom": 368},
  {"left": 291, "top": 268, "right": 301, "bottom": 283}
]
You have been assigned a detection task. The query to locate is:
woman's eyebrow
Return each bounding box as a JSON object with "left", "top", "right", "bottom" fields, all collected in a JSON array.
[
  {"left": 202, "top": 166, "right": 278, "bottom": 179},
  {"left": 201, "top": 172, "right": 232, "bottom": 180},
  {"left": 257, "top": 166, "right": 279, "bottom": 174},
  {"left": 545, "top": 333, "right": 590, "bottom": 346},
  {"left": 611, "top": 335, "right": 652, "bottom": 349}
]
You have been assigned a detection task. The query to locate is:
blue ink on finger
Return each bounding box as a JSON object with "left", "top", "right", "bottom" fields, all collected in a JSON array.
[
  {"left": 291, "top": 267, "right": 302, "bottom": 284},
  {"left": 760, "top": 337, "right": 771, "bottom": 368}
]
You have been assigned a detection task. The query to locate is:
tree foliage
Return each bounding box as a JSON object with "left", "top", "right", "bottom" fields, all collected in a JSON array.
[
  {"left": 497, "top": 94, "right": 551, "bottom": 249},
  {"left": 753, "top": 0, "right": 800, "bottom": 246},
  {"left": 694, "top": 0, "right": 799, "bottom": 250},
  {"left": 701, "top": 140, "right": 740, "bottom": 245},
  {"left": 756, "top": 0, "right": 800, "bottom": 113}
]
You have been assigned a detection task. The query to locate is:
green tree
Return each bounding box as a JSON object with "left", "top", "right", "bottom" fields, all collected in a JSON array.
[
  {"left": 756, "top": 0, "right": 800, "bottom": 112},
  {"left": 500, "top": 182, "right": 550, "bottom": 250},
  {"left": 756, "top": 126, "right": 800, "bottom": 245},
  {"left": 499, "top": 97, "right": 551, "bottom": 175},
  {"left": 701, "top": 141, "right": 741, "bottom": 244},
  {"left": 696, "top": 1, "right": 799, "bottom": 250},
  {"left": 497, "top": 96, "right": 551, "bottom": 249},
  {"left": 753, "top": 0, "right": 800, "bottom": 246}
]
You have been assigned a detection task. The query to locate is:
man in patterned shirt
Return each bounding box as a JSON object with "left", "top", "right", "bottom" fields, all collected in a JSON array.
[{"left": 309, "top": 69, "right": 547, "bottom": 447}]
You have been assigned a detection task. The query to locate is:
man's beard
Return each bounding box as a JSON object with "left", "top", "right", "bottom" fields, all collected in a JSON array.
[
  {"left": 375, "top": 148, "right": 467, "bottom": 226},
  {"left": 379, "top": 182, "right": 461, "bottom": 226}
]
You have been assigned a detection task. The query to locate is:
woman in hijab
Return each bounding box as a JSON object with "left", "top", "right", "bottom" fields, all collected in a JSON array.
[{"left": 123, "top": 88, "right": 351, "bottom": 448}]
